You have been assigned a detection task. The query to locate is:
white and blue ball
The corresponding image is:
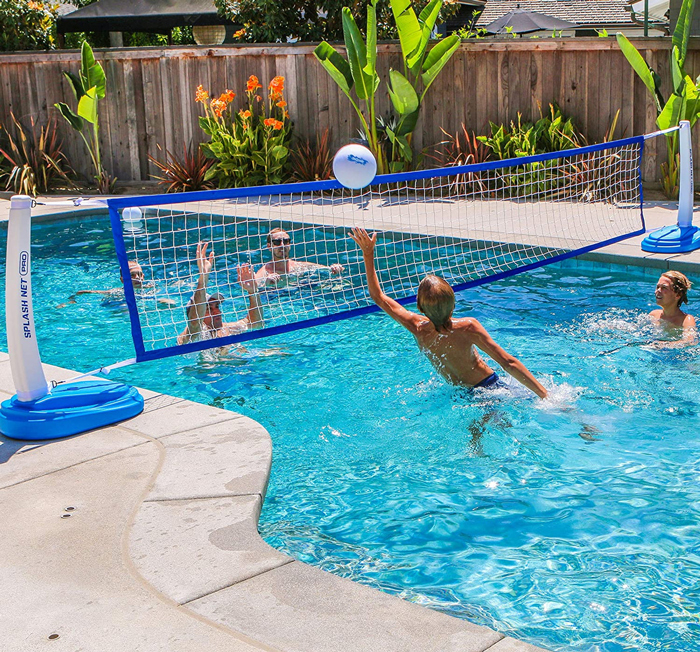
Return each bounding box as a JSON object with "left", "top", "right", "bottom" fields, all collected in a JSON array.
[
  {"left": 333, "top": 144, "right": 377, "bottom": 189},
  {"left": 122, "top": 207, "right": 143, "bottom": 233}
]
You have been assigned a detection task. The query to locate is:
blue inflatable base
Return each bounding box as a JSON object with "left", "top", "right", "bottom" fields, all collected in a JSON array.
[
  {"left": 0, "top": 380, "right": 144, "bottom": 441},
  {"left": 641, "top": 224, "right": 700, "bottom": 253}
]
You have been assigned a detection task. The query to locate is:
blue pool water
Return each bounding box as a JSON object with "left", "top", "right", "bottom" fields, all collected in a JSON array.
[{"left": 2, "top": 215, "right": 700, "bottom": 652}]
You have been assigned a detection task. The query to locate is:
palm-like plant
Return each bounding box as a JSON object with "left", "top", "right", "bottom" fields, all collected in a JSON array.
[
  {"left": 0, "top": 113, "right": 74, "bottom": 196},
  {"left": 149, "top": 143, "right": 215, "bottom": 193}
]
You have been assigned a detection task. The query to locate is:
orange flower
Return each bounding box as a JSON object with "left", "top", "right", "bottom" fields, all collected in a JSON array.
[
  {"left": 210, "top": 99, "right": 226, "bottom": 117},
  {"left": 239, "top": 109, "right": 251, "bottom": 119},
  {"left": 219, "top": 90, "right": 235, "bottom": 104},
  {"left": 269, "top": 76, "right": 285, "bottom": 94},
  {"left": 233, "top": 28, "right": 246, "bottom": 38},
  {"left": 264, "top": 118, "right": 284, "bottom": 130},
  {"left": 276, "top": 100, "right": 287, "bottom": 108},
  {"left": 255, "top": 95, "right": 263, "bottom": 103},
  {"left": 247, "top": 75, "right": 262, "bottom": 93},
  {"left": 284, "top": 110, "right": 290, "bottom": 119},
  {"left": 195, "top": 84, "right": 209, "bottom": 103}
]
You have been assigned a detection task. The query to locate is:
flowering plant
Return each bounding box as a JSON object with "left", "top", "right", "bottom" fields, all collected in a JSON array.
[{"left": 196, "top": 75, "right": 292, "bottom": 187}]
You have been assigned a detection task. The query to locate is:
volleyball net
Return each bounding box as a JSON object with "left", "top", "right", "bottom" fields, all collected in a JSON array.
[{"left": 108, "top": 135, "right": 646, "bottom": 363}]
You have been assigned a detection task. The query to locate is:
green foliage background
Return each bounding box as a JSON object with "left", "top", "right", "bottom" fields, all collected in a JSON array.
[
  {"left": 0, "top": 0, "right": 59, "bottom": 51},
  {"left": 215, "top": 0, "right": 458, "bottom": 43}
]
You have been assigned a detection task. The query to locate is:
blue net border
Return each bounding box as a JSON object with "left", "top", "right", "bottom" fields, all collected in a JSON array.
[{"left": 108, "top": 134, "right": 646, "bottom": 363}]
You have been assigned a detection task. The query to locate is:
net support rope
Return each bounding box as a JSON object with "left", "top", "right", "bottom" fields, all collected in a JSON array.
[{"left": 100, "top": 134, "right": 650, "bottom": 365}]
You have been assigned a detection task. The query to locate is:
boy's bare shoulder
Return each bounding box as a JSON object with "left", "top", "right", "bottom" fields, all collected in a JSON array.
[{"left": 451, "top": 316, "right": 482, "bottom": 332}]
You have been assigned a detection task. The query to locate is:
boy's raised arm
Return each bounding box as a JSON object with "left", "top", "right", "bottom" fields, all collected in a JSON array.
[{"left": 349, "top": 227, "right": 421, "bottom": 333}]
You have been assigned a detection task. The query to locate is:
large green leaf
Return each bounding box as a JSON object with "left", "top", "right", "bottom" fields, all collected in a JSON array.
[
  {"left": 54, "top": 102, "right": 84, "bottom": 132},
  {"left": 673, "top": 0, "right": 696, "bottom": 67},
  {"left": 421, "top": 34, "right": 460, "bottom": 93},
  {"left": 616, "top": 33, "right": 662, "bottom": 112},
  {"left": 671, "top": 46, "right": 684, "bottom": 94},
  {"left": 342, "top": 7, "right": 373, "bottom": 100},
  {"left": 364, "top": 0, "right": 378, "bottom": 79},
  {"left": 388, "top": 69, "right": 419, "bottom": 116},
  {"left": 80, "top": 42, "right": 106, "bottom": 100},
  {"left": 415, "top": 0, "right": 443, "bottom": 72},
  {"left": 657, "top": 93, "right": 683, "bottom": 130},
  {"left": 77, "top": 87, "right": 98, "bottom": 125},
  {"left": 314, "top": 42, "right": 354, "bottom": 95},
  {"left": 63, "top": 71, "right": 85, "bottom": 101},
  {"left": 396, "top": 109, "right": 419, "bottom": 137},
  {"left": 391, "top": 0, "right": 422, "bottom": 68},
  {"left": 682, "top": 76, "right": 700, "bottom": 126}
]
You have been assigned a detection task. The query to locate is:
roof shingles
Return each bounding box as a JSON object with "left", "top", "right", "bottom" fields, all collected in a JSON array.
[{"left": 475, "top": 0, "right": 664, "bottom": 28}]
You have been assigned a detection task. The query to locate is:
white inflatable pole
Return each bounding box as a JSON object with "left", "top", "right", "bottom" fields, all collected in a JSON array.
[
  {"left": 677, "top": 120, "right": 694, "bottom": 228},
  {"left": 5, "top": 195, "right": 49, "bottom": 402}
]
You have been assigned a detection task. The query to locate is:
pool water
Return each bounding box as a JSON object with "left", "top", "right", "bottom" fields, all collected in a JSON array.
[{"left": 2, "top": 215, "right": 700, "bottom": 652}]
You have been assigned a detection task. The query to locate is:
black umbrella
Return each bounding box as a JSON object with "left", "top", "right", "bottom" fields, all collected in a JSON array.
[{"left": 484, "top": 7, "right": 579, "bottom": 34}]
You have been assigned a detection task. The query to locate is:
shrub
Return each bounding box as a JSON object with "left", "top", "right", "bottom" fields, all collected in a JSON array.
[
  {"left": 289, "top": 128, "right": 333, "bottom": 182},
  {"left": 149, "top": 143, "right": 215, "bottom": 193},
  {"left": 0, "top": 0, "right": 58, "bottom": 51},
  {"left": 478, "top": 103, "right": 583, "bottom": 159},
  {"left": 0, "top": 113, "right": 74, "bottom": 196},
  {"left": 197, "top": 75, "right": 293, "bottom": 188},
  {"left": 429, "top": 124, "right": 491, "bottom": 194}
]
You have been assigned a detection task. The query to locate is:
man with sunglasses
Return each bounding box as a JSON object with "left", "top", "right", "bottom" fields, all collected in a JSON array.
[
  {"left": 178, "top": 242, "right": 264, "bottom": 346},
  {"left": 255, "top": 227, "right": 344, "bottom": 287}
]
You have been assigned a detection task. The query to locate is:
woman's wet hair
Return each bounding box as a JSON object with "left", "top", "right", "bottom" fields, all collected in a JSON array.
[
  {"left": 417, "top": 275, "right": 455, "bottom": 331},
  {"left": 662, "top": 270, "right": 692, "bottom": 307}
]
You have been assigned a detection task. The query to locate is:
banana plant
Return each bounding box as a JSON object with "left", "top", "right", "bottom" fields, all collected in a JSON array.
[
  {"left": 386, "top": 0, "right": 460, "bottom": 171},
  {"left": 616, "top": 0, "right": 700, "bottom": 198},
  {"left": 55, "top": 41, "right": 115, "bottom": 193},
  {"left": 314, "top": 0, "right": 384, "bottom": 171},
  {"left": 315, "top": 0, "right": 459, "bottom": 174}
]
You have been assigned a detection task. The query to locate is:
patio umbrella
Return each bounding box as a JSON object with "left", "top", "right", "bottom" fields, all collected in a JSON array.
[{"left": 484, "top": 7, "right": 578, "bottom": 34}]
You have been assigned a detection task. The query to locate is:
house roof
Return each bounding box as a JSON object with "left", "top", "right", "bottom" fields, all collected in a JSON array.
[
  {"left": 57, "top": 0, "right": 230, "bottom": 33},
  {"left": 475, "top": 0, "right": 667, "bottom": 29}
]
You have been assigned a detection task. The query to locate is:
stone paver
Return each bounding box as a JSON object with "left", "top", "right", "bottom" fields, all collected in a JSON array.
[
  {"left": 130, "top": 496, "right": 292, "bottom": 604},
  {"left": 189, "top": 560, "right": 504, "bottom": 652},
  {"left": 146, "top": 417, "right": 272, "bottom": 501},
  {"left": 0, "top": 440, "right": 269, "bottom": 652}
]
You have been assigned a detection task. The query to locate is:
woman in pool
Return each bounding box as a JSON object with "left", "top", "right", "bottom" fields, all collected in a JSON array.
[{"left": 650, "top": 271, "right": 696, "bottom": 338}]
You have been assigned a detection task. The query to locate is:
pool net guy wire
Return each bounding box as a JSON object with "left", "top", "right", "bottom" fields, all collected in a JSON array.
[{"left": 108, "top": 134, "right": 646, "bottom": 363}]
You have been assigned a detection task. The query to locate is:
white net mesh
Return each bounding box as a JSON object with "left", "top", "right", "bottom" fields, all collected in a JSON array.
[{"left": 112, "top": 140, "right": 643, "bottom": 359}]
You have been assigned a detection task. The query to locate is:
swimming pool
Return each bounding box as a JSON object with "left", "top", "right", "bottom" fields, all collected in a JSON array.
[{"left": 2, "top": 214, "right": 699, "bottom": 652}]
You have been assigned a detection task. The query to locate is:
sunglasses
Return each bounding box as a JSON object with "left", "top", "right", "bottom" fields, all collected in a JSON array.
[{"left": 271, "top": 237, "right": 291, "bottom": 245}]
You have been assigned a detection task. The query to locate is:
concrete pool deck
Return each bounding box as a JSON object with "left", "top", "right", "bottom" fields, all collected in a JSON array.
[{"left": 1, "top": 196, "right": 699, "bottom": 651}]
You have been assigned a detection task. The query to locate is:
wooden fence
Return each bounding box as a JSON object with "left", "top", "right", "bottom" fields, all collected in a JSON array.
[{"left": 0, "top": 38, "right": 697, "bottom": 185}]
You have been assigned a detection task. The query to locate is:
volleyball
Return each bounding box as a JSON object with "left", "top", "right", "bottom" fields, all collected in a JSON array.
[{"left": 333, "top": 144, "right": 377, "bottom": 189}]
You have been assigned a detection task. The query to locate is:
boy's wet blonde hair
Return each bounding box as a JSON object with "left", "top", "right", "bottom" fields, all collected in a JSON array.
[
  {"left": 417, "top": 275, "right": 454, "bottom": 332},
  {"left": 662, "top": 270, "right": 692, "bottom": 307}
]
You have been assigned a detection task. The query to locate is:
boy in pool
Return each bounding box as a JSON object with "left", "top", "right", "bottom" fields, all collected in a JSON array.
[
  {"left": 649, "top": 271, "right": 696, "bottom": 343},
  {"left": 178, "top": 242, "right": 263, "bottom": 345},
  {"left": 255, "top": 227, "right": 344, "bottom": 287},
  {"left": 349, "top": 227, "right": 548, "bottom": 399}
]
